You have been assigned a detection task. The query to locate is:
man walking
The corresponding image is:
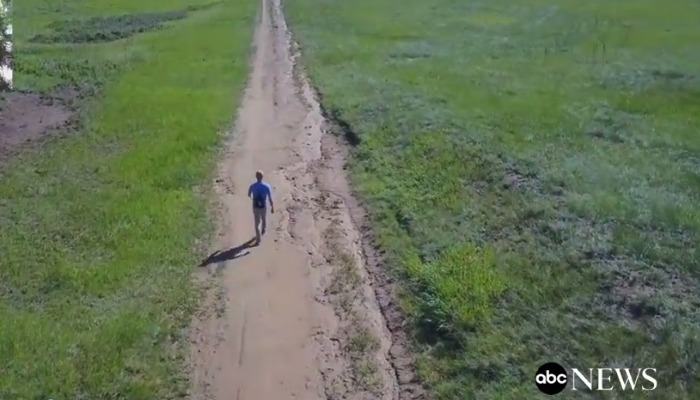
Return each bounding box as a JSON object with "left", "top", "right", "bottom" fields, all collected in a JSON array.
[{"left": 248, "top": 170, "right": 274, "bottom": 243}]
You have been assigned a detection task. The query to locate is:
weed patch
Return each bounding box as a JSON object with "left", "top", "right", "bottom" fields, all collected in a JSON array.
[
  {"left": 29, "top": 4, "right": 215, "bottom": 44},
  {"left": 406, "top": 244, "right": 505, "bottom": 346},
  {"left": 322, "top": 217, "right": 383, "bottom": 394},
  {"left": 347, "top": 325, "right": 381, "bottom": 388}
]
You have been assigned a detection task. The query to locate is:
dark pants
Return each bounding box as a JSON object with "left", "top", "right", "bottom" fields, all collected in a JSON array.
[{"left": 253, "top": 206, "right": 267, "bottom": 240}]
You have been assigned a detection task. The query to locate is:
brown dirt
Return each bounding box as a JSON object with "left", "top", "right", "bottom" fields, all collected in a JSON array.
[
  {"left": 0, "top": 91, "right": 73, "bottom": 158},
  {"left": 189, "top": 0, "right": 427, "bottom": 399}
]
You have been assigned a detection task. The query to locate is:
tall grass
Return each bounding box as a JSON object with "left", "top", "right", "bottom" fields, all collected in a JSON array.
[{"left": 0, "top": 0, "right": 256, "bottom": 397}]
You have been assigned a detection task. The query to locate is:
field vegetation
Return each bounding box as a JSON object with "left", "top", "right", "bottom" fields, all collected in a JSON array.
[
  {"left": 0, "top": 0, "right": 255, "bottom": 397},
  {"left": 286, "top": 0, "right": 700, "bottom": 397}
]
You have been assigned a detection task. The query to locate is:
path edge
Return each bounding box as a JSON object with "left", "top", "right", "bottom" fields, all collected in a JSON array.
[{"left": 284, "top": 11, "right": 430, "bottom": 400}]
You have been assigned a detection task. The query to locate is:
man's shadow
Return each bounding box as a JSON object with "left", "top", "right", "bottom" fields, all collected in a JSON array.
[{"left": 199, "top": 237, "right": 258, "bottom": 268}]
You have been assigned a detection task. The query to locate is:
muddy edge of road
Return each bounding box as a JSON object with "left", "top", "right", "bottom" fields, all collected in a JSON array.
[
  {"left": 189, "top": 0, "right": 428, "bottom": 398},
  {"left": 312, "top": 113, "right": 429, "bottom": 400},
  {"left": 294, "top": 46, "right": 429, "bottom": 400},
  {"left": 293, "top": 60, "right": 429, "bottom": 400}
]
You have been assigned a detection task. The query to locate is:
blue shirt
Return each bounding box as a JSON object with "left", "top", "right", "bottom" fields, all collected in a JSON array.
[{"left": 248, "top": 181, "right": 271, "bottom": 207}]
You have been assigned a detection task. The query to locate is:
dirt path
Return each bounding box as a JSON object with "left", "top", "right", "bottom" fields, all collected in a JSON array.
[{"left": 189, "top": 0, "right": 423, "bottom": 399}]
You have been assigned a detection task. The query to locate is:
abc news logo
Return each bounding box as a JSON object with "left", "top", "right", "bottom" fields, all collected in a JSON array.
[{"left": 535, "top": 362, "right": 658, "bottom": 395}]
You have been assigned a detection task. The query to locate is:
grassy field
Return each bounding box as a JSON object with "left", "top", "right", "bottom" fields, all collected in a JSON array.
[
  {"left": 1, "top": 0, "right": 255, "bottom": 397},
  {"left": 287, "top": 0, "right": 700, "bottom": 398}
]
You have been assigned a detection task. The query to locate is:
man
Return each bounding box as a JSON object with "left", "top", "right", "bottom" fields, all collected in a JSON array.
[{"left": 247, "top": 170, "right": 274, "bottom": 243}]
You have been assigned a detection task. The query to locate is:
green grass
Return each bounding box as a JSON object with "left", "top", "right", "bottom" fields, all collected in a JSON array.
[
  {"left": 1, "top": 0, "right": 255, "bottom": 398},
  {"left": 286, "top": 0, "right": 700, "bottom": 398}
]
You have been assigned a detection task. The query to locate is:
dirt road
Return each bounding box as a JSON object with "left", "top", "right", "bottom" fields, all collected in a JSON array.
[{"left": 189, "top": 0, "right": 423, "bottom": 399}]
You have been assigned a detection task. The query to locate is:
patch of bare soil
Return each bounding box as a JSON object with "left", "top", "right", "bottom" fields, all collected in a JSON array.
[
  {"left": 188, "top": 0, "right": 427, "bottom": 399},
  {"left": 0, "top": 91, "right": 74, "bottom": 159}
]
